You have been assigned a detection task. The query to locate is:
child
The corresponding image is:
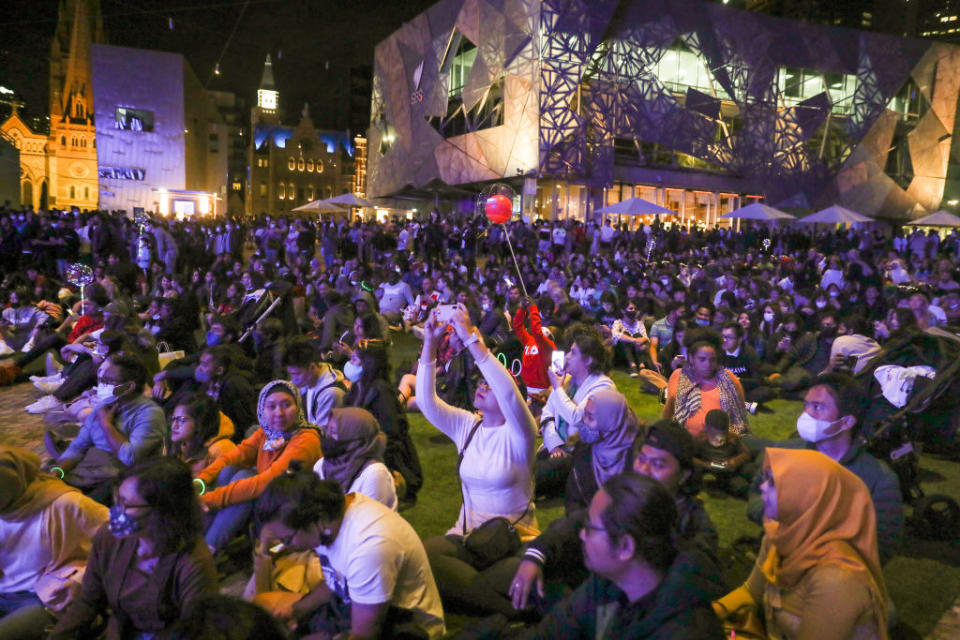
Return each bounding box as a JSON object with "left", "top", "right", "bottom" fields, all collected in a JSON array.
[{"left": 695, "top": 409, "right": 752, "bottom": 497}]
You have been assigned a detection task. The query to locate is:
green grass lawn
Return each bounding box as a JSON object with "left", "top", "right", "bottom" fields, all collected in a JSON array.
[{"left": 390, "top": 333, "right": 960, "bottom": 637}]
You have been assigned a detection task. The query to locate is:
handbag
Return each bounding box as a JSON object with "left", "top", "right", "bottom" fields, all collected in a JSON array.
[
  {"left": 156, "top": 341, "right": 185, "bottom": 370},
  {"left": 458, "top": 418, "right": 525, "bottom": 570}
]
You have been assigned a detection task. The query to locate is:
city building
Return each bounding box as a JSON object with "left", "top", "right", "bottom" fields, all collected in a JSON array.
[
  {"left": 367, "top": 0, "right": 960, "bottom": 222},
  {"left": 1, "top": 0, "right": 103, "bottom": 211},
  {"left": 0, "top": 0, "right": 228, "bottom": 216},
  {"left": 92, "top": 44, "right": 228, "bottom": 216},
  {"left": 209, "top": 90, "right": 250, "bottom": 216},
  {"left": 246, "top": 55, "right": 356, "bottom": 217}
]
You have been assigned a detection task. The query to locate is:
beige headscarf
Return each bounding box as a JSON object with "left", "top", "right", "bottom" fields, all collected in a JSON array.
[
  {"left": 0, "top": 446, "right": 76, "bottom": 522},
  {"left": 761, "top": 448, "right": 889, "bottom": 638}
]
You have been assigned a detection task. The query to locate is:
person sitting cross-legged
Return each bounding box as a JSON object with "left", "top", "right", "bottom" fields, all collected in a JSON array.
[{"left": 251, "top": 469, "right": 445, "bottom": 639}]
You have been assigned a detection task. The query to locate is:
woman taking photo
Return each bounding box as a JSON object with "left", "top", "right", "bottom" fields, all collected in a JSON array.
[
  {"left": 662, "top": 328, "right": 748, "bottom": 439},
  {"left": 714, "top": 448, "right": 889, "bottom": 640},
  {"left": 194, "top": 380, "right": 322, "bottom": 552},
  {"left": 343, "top": 339, "right": 422, "bottom": 506},
  {"left": 416, "top": 307, "right": 539, "bottom": 619},
  {"left": 49, "top": 457, "right": 217, "bottom": 639}
]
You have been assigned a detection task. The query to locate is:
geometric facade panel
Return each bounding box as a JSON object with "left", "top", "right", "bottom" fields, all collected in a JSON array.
[{"left": 368, "top": 0, "right": 960, "bottom": 220}]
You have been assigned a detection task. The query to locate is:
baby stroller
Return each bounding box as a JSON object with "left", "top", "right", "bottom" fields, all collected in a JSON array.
[{"left": 857, "top": 326, "right": 960, "bottom": 540}]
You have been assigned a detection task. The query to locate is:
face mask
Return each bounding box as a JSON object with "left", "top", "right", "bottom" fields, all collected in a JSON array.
[
  {"left": 108, "top": 504, "right": 143, "bottom": 537},
  {"left": 579, "top": 425, "right": 602, "bottom": 444},
  {"left": 96, "top": 382, "right": 121, "bottom": 401},
  {"left": 763, "top": 312, "right": 775, "bottom": 323},
  {"left": 796, "top": 411, "right": 841, "bottom": 443},
  {"left": 205, "top": 331, "right": 222, "bottom": 346},
  {"left": 821, "top": 326, "right": 838, "bottom": 339},
  {"left": 343, "top": 360, "right": 363, "bottom": 382},
  {"left": 320, "top": 435, "right": 351, "bottom": 459},
  {"left": 481, "top": 303, "right": 491, "bottom": 312},
  {"left": 194, "top": 369, "right": 210, "bottom": 383},
  {"left": 696, "top": 318, "right": 711, "bottom": 327},
  {"left": 625, "top": 310, "right": 637, "bottom": 319},
  {"left": 829, "top": 290, "right": 840, "bottom": 298},
  {"left": 815, "top": 300, "right": 827, "bottom": 309}
]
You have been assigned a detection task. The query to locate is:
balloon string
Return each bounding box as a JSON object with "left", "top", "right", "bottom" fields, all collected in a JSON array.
[{"left": 502, "top": 225, "right": 529, "bottom": 298}]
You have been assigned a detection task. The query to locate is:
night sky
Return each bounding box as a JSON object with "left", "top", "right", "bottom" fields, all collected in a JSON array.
[{"left": 1, "top": 0, "right": 436, "bottom": 129}]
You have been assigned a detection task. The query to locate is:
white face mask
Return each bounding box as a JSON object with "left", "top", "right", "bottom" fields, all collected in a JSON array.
[
  {"left": 343, "top": 360, "right": 363, "bottom": 383},
  {"left": 796, "top": 411, "right": 841, "bottom": 443},
  {"left": 763, "top": 311, "right": 775, "bottom": 323},
  {"left": 96, "top": 382, "right": 119, "bottom": 401}
]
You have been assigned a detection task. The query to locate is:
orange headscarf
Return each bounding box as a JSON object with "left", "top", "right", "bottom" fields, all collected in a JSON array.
[{"left": 761, "top": 448, "right": 889, "bottom": 637}]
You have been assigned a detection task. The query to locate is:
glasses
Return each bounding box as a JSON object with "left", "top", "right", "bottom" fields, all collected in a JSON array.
[{"left": 170, "top": 416, "right": 191, "bottom": 425}]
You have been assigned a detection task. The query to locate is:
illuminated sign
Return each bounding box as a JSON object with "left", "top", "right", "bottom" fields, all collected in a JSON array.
[{"left": 99, "top": 166, "right": 146, "bottom": 180}]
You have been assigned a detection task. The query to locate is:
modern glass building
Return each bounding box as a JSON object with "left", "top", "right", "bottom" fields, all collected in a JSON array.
[{"left": 367, "top": 0, "right": 960, "bottom": 222}]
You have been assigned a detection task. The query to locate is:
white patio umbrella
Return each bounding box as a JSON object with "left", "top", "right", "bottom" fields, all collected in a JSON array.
[
  {"left": 799, "top": 205, "right": 874, "bottom": 224},
  {"left": 325, "top": 192, "right": 376, "bottom": 208},
  {"left": 291, "top": 199, "right": 344, "bottom": 212},
  {"left": 907, "top": 210, "right": 960, "bottom": 227},
  {"left": 594, "top": 197, "right": 674, "bottom": 216},
  {"left": 719, "top": 202, "right": 795, "bottom": 221}
]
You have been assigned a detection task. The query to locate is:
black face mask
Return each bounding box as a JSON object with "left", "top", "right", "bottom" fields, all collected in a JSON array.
[
  {"left": 320, "top": 435, "right": 351, "bottom": 459},
  {"left": 821, "top": 326, "right": 838, "bottom": 339}
]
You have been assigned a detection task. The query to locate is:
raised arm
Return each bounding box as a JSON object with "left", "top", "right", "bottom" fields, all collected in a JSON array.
[{"left": 415, "top": 311, "right": 477, "bottom": 442}]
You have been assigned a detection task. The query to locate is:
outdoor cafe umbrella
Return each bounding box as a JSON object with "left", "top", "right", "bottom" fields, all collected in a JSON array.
[
  {"left": 907, "top": 210, "right": 960, "bottom": 227},
  {"left": 719, "top": 202, "right": 795, "bottom": 221},
  {"left": 291, "top": 199, "right": 344, "bottom": 212},
  {"left": 325, "top": 192, "right": 376, "bottom": 208},
  {"left": 594, "top": 197, "right": 674, "bottom": 216},
  {"left": 799, "top": 205, "right": 875, "bottom": 224}
]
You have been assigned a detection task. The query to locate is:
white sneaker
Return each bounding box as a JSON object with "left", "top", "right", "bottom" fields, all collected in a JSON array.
[
  {"left": 30, "top": 373, "right": 62, "bottom": 384},
  {"left": 33, "top": 377, "right": 64, "bottom": 394},
  {"left": 0, "top": 339, "right": 13, "bottom": 356},
  {"left": 26, "top": 395, "right": 64, "bottom": 414},
  {"left": 21, "top": 337, "right": 35, "bottom": 353},
  {"left": 45, "top": 352, "right": 64, "bottom": 376},
  {"left": 745, "top": 401, "right": 758, "bottom": 415}
]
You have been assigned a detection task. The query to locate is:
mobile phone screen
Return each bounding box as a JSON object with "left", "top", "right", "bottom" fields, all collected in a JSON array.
[{"left": 551, "top": 350, "right": 565, "bottom": 372}]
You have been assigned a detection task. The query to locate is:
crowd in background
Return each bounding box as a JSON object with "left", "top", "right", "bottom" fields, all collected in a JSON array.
[{"left": 1, "top": 200, "right": 959, "bottom": 639}]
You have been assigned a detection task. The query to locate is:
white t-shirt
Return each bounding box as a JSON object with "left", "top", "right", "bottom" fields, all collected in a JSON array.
[
  {"left": 315, "top": 494, "right": 445, "bottom": 638},
  {"left": 314, "top": 458, "right": 398, "bottom": 511},
  {"left": 378, "top": 281, "right": 414, "bottom": 314}
]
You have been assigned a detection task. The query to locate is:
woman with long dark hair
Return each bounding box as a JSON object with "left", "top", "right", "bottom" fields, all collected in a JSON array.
[
  {"left": 166, "top": 395, "right": 235, "bottom": 475},
  {"left": 49, "top": 457, "right": 217, "bottom": 639}
]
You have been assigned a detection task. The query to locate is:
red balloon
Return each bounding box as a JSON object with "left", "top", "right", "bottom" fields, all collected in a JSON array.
[{"left": 484, "top": 194, "right": 512, "bottom": 224}]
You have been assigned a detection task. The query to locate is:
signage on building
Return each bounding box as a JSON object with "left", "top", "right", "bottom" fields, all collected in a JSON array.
[{"left": 99, "top": 166, "right": 146, "bottom": 181}]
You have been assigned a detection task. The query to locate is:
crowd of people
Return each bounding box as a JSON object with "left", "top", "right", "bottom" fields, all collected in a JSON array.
[{"left": 1, "top": 202, "right": 959, "bottom": 639}]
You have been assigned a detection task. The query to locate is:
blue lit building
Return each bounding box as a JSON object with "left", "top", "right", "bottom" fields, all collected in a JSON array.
[{"left": 246, "top": 55, "right": 355, "bottom": 217}]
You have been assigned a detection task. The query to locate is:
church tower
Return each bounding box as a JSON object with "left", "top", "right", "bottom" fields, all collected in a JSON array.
[
  {"left": 47, "top": 0, "right": 103, "bottom": 209},
  {"left": 253, "top": 54, "right": 280, "bottom": 127}
]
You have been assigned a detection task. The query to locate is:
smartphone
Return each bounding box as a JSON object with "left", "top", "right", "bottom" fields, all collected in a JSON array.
[
  {"left": 268, "top": 542, "right": 286, "bottom": 556},
  {"left": 844, "top": 355, "right": 858, "bottom": 368},
  {"left": 434, "top": 303, "right": 462, "bottom": 325},
  {"left": 551, "top": 350, "right": 565, "bottom": 373}
]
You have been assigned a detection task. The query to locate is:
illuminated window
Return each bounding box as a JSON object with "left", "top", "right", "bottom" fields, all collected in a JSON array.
[
  {"left": 308, "top": 187, "right": 314, "bottom": 199},
  {"left": 297, "top": 158, "right": 305, "bottom": 172},
  {"left": 232, "top": 181, "right": 242, "bottom": 191},
  {"left": 278, "top": 183, "right": 286, "bottom": 199},
  {"left": 288, "top": 157, "right": 295, "bottom": 170},
  {"left": 316, "top": 159, "right": 324, "bottom": 173},
  {"left": 259, "top": 183, "right": 267, "bottom": 196},
  {"left": 307, "top": 159, "right": 314, "bottom": 172}
]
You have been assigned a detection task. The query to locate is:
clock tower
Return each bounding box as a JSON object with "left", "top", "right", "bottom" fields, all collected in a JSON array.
[{"left": 253, "top": 54, "right": 280, "bottom": 127}]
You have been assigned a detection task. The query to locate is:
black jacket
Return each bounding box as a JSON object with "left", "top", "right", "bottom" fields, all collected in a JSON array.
[{"left": 524, "top": 547, "right": 726, "bottom": 640}]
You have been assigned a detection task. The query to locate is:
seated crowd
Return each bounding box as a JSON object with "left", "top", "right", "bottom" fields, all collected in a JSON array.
[{"left": 1, "top": 205, "right": 959, "bottom": 639}]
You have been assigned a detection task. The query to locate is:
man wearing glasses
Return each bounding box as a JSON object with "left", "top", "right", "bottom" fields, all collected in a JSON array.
[{"left": 46, "top": 354, "right": 165, "bottom": 505}]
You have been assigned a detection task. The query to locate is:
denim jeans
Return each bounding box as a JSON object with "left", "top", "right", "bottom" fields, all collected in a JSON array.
[
  {"left": 204, "top": 465, "right": 257, "bottom": 551},
  {"left": 0, "top": 591, "right": 54, "bottom": 640}
]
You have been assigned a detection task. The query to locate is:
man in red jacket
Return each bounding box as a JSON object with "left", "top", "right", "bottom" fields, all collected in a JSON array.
[{"left": 512, "top": 298, "right": 556, "bottom": 397}]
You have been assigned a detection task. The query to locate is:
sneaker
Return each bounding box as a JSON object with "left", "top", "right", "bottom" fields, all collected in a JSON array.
[
  {"left": 21, "top": 337, "right": 36, "bottom": 354},
  {"left": 628, "top": 364, "right": 640, "bottom": 378},
  {"left": 0, "top": 339, "right": 13, "bottom": 356},
  {"left": 45, "top": 352, "right": 64, "bottom": 376},
  {"left": 33, "top": 376, "right": 64, "bottom": 394},
  {"left": 745, "top": 401, "right": 758, "bottom": 415},
  {"left": 30, "top": 373, "right": 62, "bottom": 384},
  {"left": 26, "top": 395, "right": 64, "bottom": 414}
]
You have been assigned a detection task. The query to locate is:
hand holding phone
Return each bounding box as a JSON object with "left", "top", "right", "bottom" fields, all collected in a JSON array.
[
  {"left": 434, "top": 303, "right": 464, "bottom": 325},
  {"left": 551, "top": 350, "right": 565, "bottom": 374}
]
